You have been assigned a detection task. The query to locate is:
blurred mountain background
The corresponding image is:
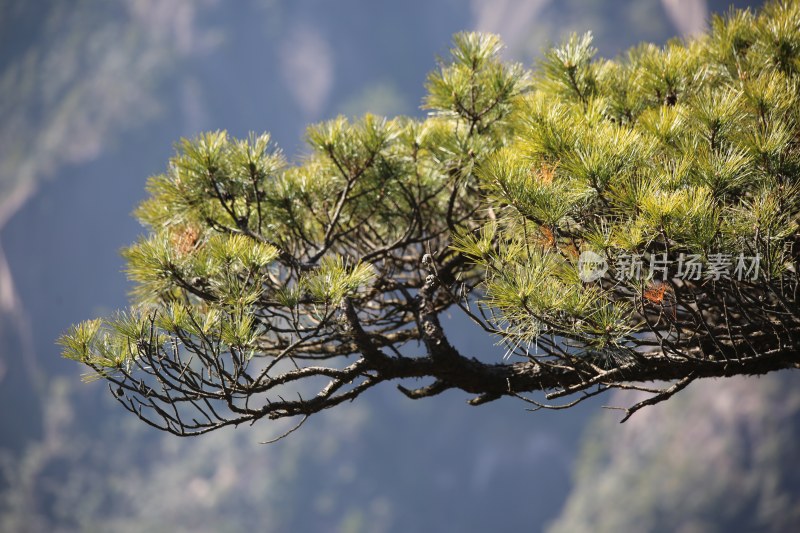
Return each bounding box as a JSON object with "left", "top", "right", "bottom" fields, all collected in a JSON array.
[{"left": 4, "top": 1, "right": 794, "bottom": 532}]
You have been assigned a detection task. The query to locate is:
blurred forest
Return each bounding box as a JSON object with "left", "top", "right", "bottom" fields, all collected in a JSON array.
[{"left": 4, "top": 1, "right": 798, "bottom": 532}]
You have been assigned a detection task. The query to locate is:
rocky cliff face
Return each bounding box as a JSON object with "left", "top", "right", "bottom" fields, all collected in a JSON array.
[{"left": 550, "top": 372, "right": 800, "bottom": 533}]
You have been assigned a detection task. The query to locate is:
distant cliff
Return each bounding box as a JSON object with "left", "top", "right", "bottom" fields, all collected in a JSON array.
[{"left": 550, "top": 372, "right": 800, "bottom": 533}]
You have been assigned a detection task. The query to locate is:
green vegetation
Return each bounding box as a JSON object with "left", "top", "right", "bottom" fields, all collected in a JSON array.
[{"left": 62, "top": 2, "right": 800, "bottom": 435}]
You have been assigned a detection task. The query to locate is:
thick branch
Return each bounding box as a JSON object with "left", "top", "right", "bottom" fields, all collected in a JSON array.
[{"left": 377, "top": 343, "right": 800, "bottom": 404}]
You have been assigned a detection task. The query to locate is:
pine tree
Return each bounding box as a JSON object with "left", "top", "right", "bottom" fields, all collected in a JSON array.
[{"left": 61, "top": 2, "right": 800, "bottom": 435}]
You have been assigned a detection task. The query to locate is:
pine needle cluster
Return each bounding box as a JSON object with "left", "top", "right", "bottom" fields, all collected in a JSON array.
[{"left": 61, "top": 3, "right": 800, "bottom": 433}]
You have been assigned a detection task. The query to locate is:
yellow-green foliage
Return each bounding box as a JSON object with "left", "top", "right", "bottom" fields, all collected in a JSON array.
[
  {"left": 455, "top": 1, "right": 800, "bottom": 349},
  {"left": 62, "top": 2, "right": 800, "bottom": 376}
]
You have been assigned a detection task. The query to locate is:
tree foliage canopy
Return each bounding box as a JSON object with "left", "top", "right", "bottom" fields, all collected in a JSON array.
[{"left": 62, "top": 2, "right": 800, "bottom": 436}]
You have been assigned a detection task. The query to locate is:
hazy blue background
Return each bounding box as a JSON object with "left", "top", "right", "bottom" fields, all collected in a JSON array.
[{"left": 5, "top": 1, "right": 799, "bottom": 532}]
